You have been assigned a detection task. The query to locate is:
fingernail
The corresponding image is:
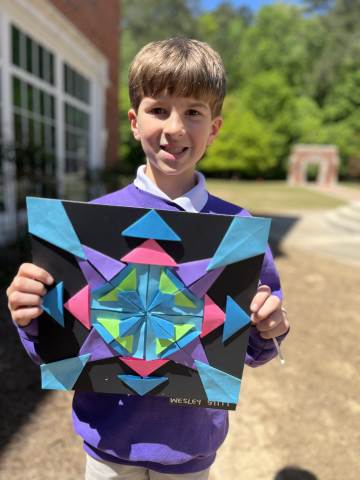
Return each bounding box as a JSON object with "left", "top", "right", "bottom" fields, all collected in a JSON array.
[
  {"left": 46, "top": 276, "right": 53, "bottom": 285},
  {"left": 251, "top": 303, "right": 258, "bottom": 312}
]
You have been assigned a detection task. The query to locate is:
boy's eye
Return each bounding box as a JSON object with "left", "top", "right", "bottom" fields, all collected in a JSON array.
[
  {"left": 187, "top": 110, "right": 201, "bottom": 116},
  {"left": 150, "top": 107, "right": 167, "bottom": 115}
]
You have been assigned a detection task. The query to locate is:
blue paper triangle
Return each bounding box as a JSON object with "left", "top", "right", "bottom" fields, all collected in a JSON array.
[
  {"left": 119, "top": 315, "right": 144, "bottom": 336},
  {"left": 195, "top": 360, "right": 241, "bottom": 404},
  {"left": 149, "top": 315, "right": 175, "bottom": 339},
  {"left": 27, "top": 197, "right": 85, "bottom": 259},
  {"left": 121, "top": 210, "right": 181, "bottom": 241},
  {"left": 43, "top": 281, "right": 64, "bottom": 327},
  {"left": 207, "top": 216, "right": 271, "bottom": 271},
  {"left": 223, "top": 296, "right": 251, "bottom": 342},
  {"left": 40, "top": 354, "right": 90, "bottom": 390},
  {"left": 118, "top": 374, "right": 168, "bottom": 396}
]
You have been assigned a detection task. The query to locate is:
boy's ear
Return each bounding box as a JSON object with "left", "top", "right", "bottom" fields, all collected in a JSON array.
[
  {"left": 207, "top": 116, "right": 223, "bottom": 146},
  {"left": 128, "top": 109, "right": 141, "bottom": 141}
]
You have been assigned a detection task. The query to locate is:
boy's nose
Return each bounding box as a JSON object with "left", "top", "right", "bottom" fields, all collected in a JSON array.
[{"left": 163, "top": 112, "right": 185, "bottom": 137}]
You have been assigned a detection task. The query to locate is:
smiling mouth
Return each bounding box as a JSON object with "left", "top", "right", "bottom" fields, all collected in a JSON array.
[{"left": 160, "top": 145, "right": 189, "bottom": 155}]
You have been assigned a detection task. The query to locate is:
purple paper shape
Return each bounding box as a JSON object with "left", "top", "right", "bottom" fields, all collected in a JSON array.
[
  {"left": 79, "top": 328, "right": 119, "bottom": 361},
  {"left": 189, "top": 267, "right": 224, "bottom": 298},
  {"left": 77, "top": 258, "right": 107, "bottom": 290},
  {"left": 168, "top": 337, "right": 209, "bottom": 370},
  {"left": 174, "top": 258, "right": 211, "bottom": 287},
  {"left": 83, "top": 245, "right": 126, "bottom": 281}
]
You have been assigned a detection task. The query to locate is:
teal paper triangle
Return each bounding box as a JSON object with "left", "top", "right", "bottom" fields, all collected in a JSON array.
[
  {"left": 119, "top": 315, "right": 144, "bottom": 336},
  {"left": 43, "top": 281, "right": 64, "bottom": 327},
  {"left": 223, "top": 296, "right": 251, "bottom": 342},
  {"left": 40, "top": 354, "right": 91, "bottom": 390},
  {"left": 149, "top": 315, "right": 175, "bottom": 339},
  {"left": 195, "top": 360, "right": 241, "bottom": 404},
  {"left": 207, "top": 216, "right": 271, "bottom": 271},
  {"left": 121, "top": 210, "right": 181, "bottom": 241},
  {"left": 118, "top": 374, "right": 168, "bottom": 396},
  {"left": 27, "top": 197, "right": 85, "bottom": 259}
]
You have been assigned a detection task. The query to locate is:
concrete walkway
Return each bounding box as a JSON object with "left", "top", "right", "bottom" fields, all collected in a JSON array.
[{"left": 273, "top": 184, "right": 360, "bottom": 266}]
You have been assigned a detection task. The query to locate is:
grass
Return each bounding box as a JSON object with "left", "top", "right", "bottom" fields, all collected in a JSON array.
[
  {"left": 206, "top": 180, "right": 347, "bottom": 213},
  {"left": 343, "top": 181, "right": 360, "bottom": 190}
]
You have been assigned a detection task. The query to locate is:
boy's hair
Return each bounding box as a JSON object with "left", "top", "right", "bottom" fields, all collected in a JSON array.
[{"left": 129, "top": 37, "right": 226, "bottom": 118}]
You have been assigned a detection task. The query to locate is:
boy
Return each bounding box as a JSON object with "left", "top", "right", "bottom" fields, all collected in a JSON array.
[{"left": 6, "top": 38, "right": 289, "bottom": 480}]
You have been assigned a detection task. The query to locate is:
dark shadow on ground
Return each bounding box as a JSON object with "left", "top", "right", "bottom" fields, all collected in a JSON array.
[
  {"left": 274, "top": 466, "right": 319, "bottom": 480},
  {"left": 0, "top": 287, "right": 48, "bottom": 458},
  {"left": 254, "top": 212, "right": 300, "bottom": 258},
  {"left": 0, "top": 240, "right": 48, "bottom": 459}
]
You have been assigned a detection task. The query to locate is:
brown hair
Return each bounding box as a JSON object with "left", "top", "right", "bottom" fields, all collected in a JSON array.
[{"left": 129, "top": 37, "right": 226, "bottom": 118}]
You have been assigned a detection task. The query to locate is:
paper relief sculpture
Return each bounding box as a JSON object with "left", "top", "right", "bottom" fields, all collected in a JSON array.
[{"left": 27, "top": 197, "right": 271, "bottom": 410}]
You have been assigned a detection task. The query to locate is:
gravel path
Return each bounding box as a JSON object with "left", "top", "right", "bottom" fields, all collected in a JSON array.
[{"left": 1, "top": 225, "right": 359, "bottom": 479}]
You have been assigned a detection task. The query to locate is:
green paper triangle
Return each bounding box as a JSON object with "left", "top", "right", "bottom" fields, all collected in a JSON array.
[
  {"left": 116, "top": 334, "right": 133, "bottom": 353},
  {"left": 156, "top": 337, "right": 174, "bottom": 354},
  {"left": 98, "top": 286, "right": 119, "bottom": 302},
  {"left": 98, "top": 317, "right": 120, "bottom": 339},
  {"left": 119, "top": 268, "right": 137, "bottom": 291},
  {"left": 174, "top": 323, "right": 194, "bottom": 341},
  {"left": 174, "top": 291, "right": 196, "bottom": 308},
  {"left": 159, "top": 270, "right": 179, "bottom": 295}
]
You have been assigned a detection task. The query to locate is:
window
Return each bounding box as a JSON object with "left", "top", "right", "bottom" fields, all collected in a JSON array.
[
  {"left": 64, "top": 63, "right": 90, "bottom": 104},
  {"left": 64, "top": 102, "right": 89, "bottom": 173},
  {"left": 11, "top": 25, "right": 55, "bottom": 85},
  {"left": 64, "top": 63, "right": 90, "bottom": 173}
]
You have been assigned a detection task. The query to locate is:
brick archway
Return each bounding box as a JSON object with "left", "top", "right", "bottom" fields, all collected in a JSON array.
[{"left": 288, "top": 145, "right": 339, "bottom": 186}]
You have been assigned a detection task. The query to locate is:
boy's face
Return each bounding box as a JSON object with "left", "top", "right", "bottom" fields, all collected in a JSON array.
[{"left": 128, "top": 95, "right": 222, "bottom": 179}]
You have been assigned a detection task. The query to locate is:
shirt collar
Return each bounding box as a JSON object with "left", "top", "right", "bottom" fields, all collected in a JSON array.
[{"left": 133, "top": 165, "right": 208, "bottom": 213}]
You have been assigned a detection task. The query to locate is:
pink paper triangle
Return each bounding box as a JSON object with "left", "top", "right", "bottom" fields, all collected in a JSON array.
[
  {"left": 64, "top": 285, "right": 91, "bottom": 330},
  {"left": 83, "top": 245, "right": 126, "bottom": 281},
  {"left": 121, "top": 239, "right": 177, "bottom": 267},
  {"left": 119, "top": 357, "right": 168, "bottom": 377},
  {"left": 200, "top": 294, "right": 225, "bottom": 338}
]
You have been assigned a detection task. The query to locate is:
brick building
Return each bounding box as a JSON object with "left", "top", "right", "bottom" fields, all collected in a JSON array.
[{"left": 0, "top": 0, "right": 120, "bottom": 244}]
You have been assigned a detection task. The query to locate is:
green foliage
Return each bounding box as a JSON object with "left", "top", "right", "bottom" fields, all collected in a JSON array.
[
  {"left": 119, "top": 0, "right": 360, "bottom": 178},
  {"left": 200, "top": 95, "right": 276, "bottom": 176}
]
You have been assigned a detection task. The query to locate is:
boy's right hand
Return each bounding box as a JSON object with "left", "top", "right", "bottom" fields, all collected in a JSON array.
[{"left": 6, "top": 263, "right": 54, "bottom": 327}]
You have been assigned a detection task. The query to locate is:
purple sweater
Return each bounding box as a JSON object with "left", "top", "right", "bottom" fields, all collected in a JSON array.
[{"left": 17, "top": 183, "right": 286, "bottom": 474}]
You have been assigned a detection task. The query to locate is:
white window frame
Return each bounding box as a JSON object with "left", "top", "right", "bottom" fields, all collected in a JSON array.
[{"left": 0, "top": 0, "right": 109, "bottom": 243}]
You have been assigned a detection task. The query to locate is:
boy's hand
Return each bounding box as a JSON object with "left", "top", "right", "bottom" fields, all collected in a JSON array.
[
  {"left": 6, "top": 263, "right": 54, "bottom": 327},
  {"left": 250, "top": 285, "right": 289, "bottom": 339}
]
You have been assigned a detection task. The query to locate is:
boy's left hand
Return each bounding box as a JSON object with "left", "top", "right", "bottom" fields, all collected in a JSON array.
[{"left": 250, "top": 285, "right": 289, "bottom": 339}]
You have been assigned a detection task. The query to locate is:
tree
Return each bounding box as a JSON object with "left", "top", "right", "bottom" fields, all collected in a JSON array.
[{"left": 200, "top": 94, "right": 276, "bottom": 177}]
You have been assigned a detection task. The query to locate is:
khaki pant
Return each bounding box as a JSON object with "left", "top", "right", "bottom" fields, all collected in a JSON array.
[{"left": 85, "top": 455, "right": 211, "bottom": 480}]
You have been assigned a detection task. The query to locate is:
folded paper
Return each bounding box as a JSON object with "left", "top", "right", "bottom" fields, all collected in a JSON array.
[
  {"left": 27, "top": 197, "right": 85, "bottom": 259},
  {"left": 207, "top": 216, "right": 271, "bottom": 271},
  {"left": 41, "top": 354, "right": 90, "bottom": 390},
  {"left": 122, "top": 209, "right": 181, "bottom": 241},
  {"left": 195, "top": 360, "right": 241, "bottom": 404}
]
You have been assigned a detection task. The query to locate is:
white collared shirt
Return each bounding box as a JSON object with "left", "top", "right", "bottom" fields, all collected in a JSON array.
[{"left": 133, "top": 165, "right": 208, "bottom": 213}]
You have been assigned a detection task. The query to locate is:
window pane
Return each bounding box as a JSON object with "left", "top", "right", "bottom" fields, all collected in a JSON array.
[
  {"left": 26, "top": 35, "right": 33, "bottom": 73},
  {"left": 13, "top": 77, "right": 21, "bottom": 107},
  {"left": 12, "top": 26, "right": 20, "bottom": 66}
]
